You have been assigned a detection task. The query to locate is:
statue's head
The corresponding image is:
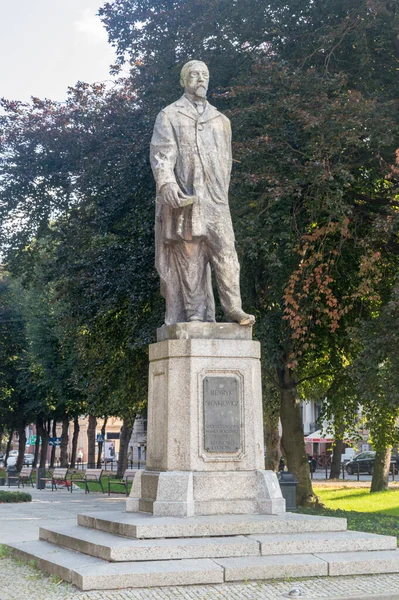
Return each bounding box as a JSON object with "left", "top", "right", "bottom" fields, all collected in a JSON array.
[{"left": 180, "top": 60, "right": 209, "bottom": 99}]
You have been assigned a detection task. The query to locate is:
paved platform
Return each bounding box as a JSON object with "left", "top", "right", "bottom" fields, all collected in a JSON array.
[
  {"left": 0, "top": 487, "right": 126, "bottom": 543},
  {"left": 1, "top": 489, "right": 399, "bottom": 599}
]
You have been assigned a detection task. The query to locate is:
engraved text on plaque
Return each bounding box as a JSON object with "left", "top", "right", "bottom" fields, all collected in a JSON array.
[{"left": 203, "top": 376, "right": 240, "bottom": 453}]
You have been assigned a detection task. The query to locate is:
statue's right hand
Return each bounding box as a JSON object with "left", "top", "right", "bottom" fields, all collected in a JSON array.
[{"left": 160, "top": 183, "right": 182, "bottom": 208}]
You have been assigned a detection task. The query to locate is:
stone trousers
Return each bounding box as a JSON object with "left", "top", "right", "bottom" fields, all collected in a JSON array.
[{"left": 158, "top": 205, "right": 243, "bottom": 325}]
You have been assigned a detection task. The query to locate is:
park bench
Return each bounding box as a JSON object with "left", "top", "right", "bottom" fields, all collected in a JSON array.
[
  {"left": 74, "top": 468, "right": 104, "bottom": 494},
  {"left": 18, "top": 467, "right": 34, "bottom": 488},
  {"left": 107, "top": 468, "right": 137, "bottom": 496},
  {"left": 40, "top": 467, "right": 70, "bottom": 491}
]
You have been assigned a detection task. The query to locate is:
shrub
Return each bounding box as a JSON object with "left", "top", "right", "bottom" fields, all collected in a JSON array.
[{"left": 0, "top": 491, "right": 32, "bottom": 503}]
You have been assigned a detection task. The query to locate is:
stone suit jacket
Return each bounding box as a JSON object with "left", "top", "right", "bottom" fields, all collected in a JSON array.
[{"left": 150, "top": 95, "right": 232, "bottom": 242}]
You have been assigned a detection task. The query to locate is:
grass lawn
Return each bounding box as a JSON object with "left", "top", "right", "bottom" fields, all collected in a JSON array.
[
  {"left": 299, "top": 486, "right": 399, "bottom": 543},
  {"left": 316, "top": 487, "right": 399, "bottom": 516}
]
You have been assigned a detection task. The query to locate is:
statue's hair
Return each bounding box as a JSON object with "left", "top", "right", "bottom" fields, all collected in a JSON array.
[{"left": 180, "top": 60, "right": 208, "bottom": 87}]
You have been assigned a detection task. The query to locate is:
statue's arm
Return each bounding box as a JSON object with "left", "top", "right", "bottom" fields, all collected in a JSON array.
[
  {"left": 150, "top": 111, "right": 192, "bottom": 208},
  {"left": 150, "top": 111, "right": 187, "bottom": 208},
  {"left": 150, "top": 111, "right": 178, "bottom": 190}
]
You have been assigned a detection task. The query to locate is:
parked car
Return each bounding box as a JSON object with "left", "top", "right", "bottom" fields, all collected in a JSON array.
[
  {"left": 345, "top": 451, "right": 399, "bottom": 475},
  {"left": 345, "top": 451, "right": 376, "bottom": 475},
  {"left": 23, "top": 453, "right": 34, "bottom": 465},
  {"left": 9, "top": 450, "right": 18, "bottom": 456}
]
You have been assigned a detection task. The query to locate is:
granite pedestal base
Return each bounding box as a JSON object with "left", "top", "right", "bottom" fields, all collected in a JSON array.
[
  {"left": 127, "top": 469, "right": 285, "bottom": 516},
  {"left": 127, "top": 323, "right": 285, "bottom": 517}
]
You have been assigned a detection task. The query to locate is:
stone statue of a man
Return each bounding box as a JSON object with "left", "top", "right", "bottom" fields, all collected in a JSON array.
[{"left": 150, "top": 60, "right": 255, "bottom": 327}]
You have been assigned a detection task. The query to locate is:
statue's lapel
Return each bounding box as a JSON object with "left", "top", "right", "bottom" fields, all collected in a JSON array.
[
  {"left": 176, "top": 95, "right": 199, "bottom": 121},
  {"left": 199, "top": 103, "right": 222, "bottom": 124},
  {"left": 175, "top": 96, "right": 223, "bottom": 124}
]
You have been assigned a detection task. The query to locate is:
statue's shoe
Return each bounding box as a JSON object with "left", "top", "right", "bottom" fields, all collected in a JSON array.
[{"left": 229, "top": 309, "right": 255, "bottom": 326}]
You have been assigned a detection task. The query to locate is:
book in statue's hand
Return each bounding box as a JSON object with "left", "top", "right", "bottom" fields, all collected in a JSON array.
[{"left": 178, "top": 195, "right": 196, "bottom": 207}]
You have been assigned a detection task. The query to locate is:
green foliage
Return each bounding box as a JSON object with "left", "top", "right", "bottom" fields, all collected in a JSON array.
[
  {"left": 0, "top": 270, "right": 32, "bottom": 442},
  {"left": 0, "top": 545, "right": 14, "bottom": 558},
  {"left": 0, "top": 491, "right": 32, "bottom": 503}
]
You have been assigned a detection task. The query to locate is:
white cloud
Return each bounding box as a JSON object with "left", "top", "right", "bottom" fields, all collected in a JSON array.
[{"left": 74, "top": 9, "right": 108, "bottom": 45}]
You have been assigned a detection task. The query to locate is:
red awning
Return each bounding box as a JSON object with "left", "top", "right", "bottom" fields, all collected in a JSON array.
[{"left": 304, "top": 430, "right": 333, "bottom": 443}]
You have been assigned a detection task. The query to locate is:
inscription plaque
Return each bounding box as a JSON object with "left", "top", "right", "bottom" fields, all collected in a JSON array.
[{"left": 203, "top": 376, "right": 241, "bottom": 453}]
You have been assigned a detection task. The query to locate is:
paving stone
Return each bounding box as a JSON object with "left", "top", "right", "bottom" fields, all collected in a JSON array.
[{"left": 40, "top": 524, "right": 260, "bottom": 560}]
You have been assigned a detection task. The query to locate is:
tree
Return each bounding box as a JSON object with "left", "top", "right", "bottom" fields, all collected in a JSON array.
[
  {"left": 352, "top": 283, "right": 399, "bottom": 491},
  {"left": 0, "top": 268, "right": 31, "bottom": 471},
  {"left": 0, "top": 85, "right": 158, "bottom": 455}
]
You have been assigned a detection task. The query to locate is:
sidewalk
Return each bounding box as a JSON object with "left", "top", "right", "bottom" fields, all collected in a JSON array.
[{"left": 1, "top": 489, "right": 399, "bottom": 600}]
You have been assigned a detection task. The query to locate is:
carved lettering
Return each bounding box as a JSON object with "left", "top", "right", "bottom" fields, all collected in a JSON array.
[{"left": 203, "top": 376, "right": 241, "bottom": 453}]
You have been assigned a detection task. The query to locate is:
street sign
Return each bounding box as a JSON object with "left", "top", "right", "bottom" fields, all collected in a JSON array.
[
  {"left": 29, "top": 435, "right": 37, "bottom": 445},
  {"left": 49, "top": 437, "right": 61, "bottom": 447},
  {"left": 96, "top": 434, "right": 104, "bottom": 442}
]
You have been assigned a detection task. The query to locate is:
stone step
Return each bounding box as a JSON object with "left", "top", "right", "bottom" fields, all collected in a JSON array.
[
  {"left": 39, "top": 525, "right": 260, "bottom": 561},
  {"left": 7, "top": 540, "right": 104, "bottom": 583},
  {"left": 215, "top": 553, "right": 329, "bottom": 580},
  {"left": 9, "top": 539, "right": 399, "bottom": 590},
  {"left": 39, "top": 525, "right": 396, "bottom": 562},
  {"left": 250, "top": 530, "right": 398, "bottom": 556},
  {"left": 314, "top": 549, "right": 399, "bottom": 576},
  {"left": 77, "top": 510, "right": 347, "bottom": 539},
  {"left": 8, "top": 540, "right": 224, "bottom": 590},
  {"left": 215, "top": 549, "right": 399, "bottom": 581}
]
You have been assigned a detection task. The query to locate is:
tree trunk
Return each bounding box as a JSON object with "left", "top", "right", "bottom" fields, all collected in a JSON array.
[
  {"left": 278, "top": 365, "right": 319, "bottom": 507},
  {"left": 0, "top": 425, "right": 3, "bottom": 450},
  {"left": 117, "top": 418, "right": 135, "bottom": 478},
  {"left": 330, "top": 437, "right": 344, "bottom": 479},
  {"left": 37, "top": 419, "right": 49, "bottom": 469},
  {"left": 371, "top": 447, "right": 391, "bottom": 493},
  {"left": 87, "top": 415, "right": 97, "bottom": 468},
  {"left": 60, "top": 415, "right": 69, "bottom": 467},
  {"left": 5, "top": 430, "right": 13, "bottom": 462},
  {"left": 70, "top": 416, "right": 79, "bottom": 468},
  {"left": 16, "top": 424, "right": 26, "bottom": 472},
  {"left": 49, "top": 420, "right": 57, "bottom": 468},
  {"left": 264, "top": 406, "right": 280, "bottom": 471},
  {"left": 96, "top": 417, "right": 108, "bottom": 468}
]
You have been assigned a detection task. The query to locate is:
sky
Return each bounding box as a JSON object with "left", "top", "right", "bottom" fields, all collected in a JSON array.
[{"left": 0, "top": 0, "right": 118, "bottom": 103}]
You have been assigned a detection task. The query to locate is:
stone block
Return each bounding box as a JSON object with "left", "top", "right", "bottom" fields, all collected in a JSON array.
[
  {"left": 157, "top": 322, "right": 253, "bottom": 341},
  {"left": 72, "top": 558, "right": 224, "bottom": 591},
  {"left": 145, "top": 338, "right": 264, "bottom": 474},
  {"left": 214, "top": 554, "right": 328, "bottom": 581},
  {"left": 315, "top": 549, "right": 399, "bottom": 576},
  {"left": 251, "top": 531, "right": 398, "bottom": 556},
  {"left": 8, "top": 540, "right": 104, "bottom": 582},
  {"left": 78, "top": 510, "right": 347, "bottom": 539},
  {"left": 40, "top": 525, "right": 260, "bottom": 561}
]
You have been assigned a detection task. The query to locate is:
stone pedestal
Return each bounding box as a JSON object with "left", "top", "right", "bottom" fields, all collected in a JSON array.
[{"left": 127, "top": 323, "right": 285, "bottom": 516}]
